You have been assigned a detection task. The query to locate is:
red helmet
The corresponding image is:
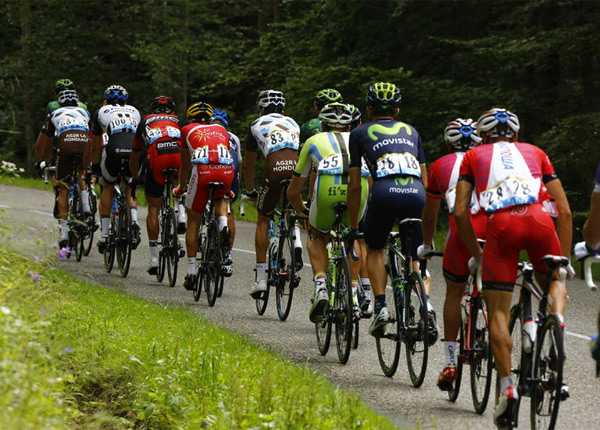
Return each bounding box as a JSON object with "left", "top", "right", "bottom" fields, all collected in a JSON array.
[{"left": 151, "top": 96, "right": 175, "bottom": 114}]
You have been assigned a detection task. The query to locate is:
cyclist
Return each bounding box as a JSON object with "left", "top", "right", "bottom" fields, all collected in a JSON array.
[
  {"left": 211, "top": 109, "right": 242, "bottom": 276},
  {"left": 46, "top": 79, "right": 88, "bottom": 114},
  {"left": 347, "top": 82, "right": 436, "bottom": 339},
  {"left": 130, "top": 95, "right": 185, "bottom": 274},
  {"left": 174, "top": 102, "right": 234, "bottom": 290},
  {"left": 454, "top": 108, "right": 572, "bottom": 428},
  {"left": 299, "top": 88, "right": 343, "bottom": 146},
  {"left": 41, "top": 89, "right": 92, "bottom": 248},
  {"left": 288, "top": 102, "right": 369, "bottom": 322},
  {"left": 417, "top": 118, "right": 484, "bottom": 391},
  {"left": 244, "top": 90, "right": 303, "bottom": 298},
  {"left": 90, "top": 85, "right": 141, "bottom": 253},
  {"left": 573, "top": 159, "right": 600, "bottom": 362}
]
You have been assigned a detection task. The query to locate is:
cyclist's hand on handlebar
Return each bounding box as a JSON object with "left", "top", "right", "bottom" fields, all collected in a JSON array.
[
  {"left": 574, "top": 241, "right": 599, "bottom": 260},
  {"left": 90, "top": 163, "right": 102, "bottom": 177},
  {"left": 296, "top": 207, "right": 309, "bottom": 220},
  {"left": 468, "top": 255, "right": 482, "bottom": 274},
  {"left": 559, "top": 262, "right": 576, "bottom": 281},
  {"left": 344, "top": 227, "right": 360, "bottom": 244},
  {"left": 417, "top": 243, "right": 435, "bottom": 260},
  {"left": 173, "top": 186, "right": 186, "bottom": 197},
  {"left": 244, "top": 189, "right": 258, "bottom": 199}
]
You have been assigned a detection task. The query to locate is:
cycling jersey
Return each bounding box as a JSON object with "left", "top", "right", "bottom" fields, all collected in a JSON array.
[
  {"left": 93, "top": 104, "right": 141, "bottom": 183},
  {"left": 294, "top": 131, "right": 369, "bottom": 232},
  {"left": 248, "top": 113, "right": 300, "bottom": 156},
  {"left": 349, "top": 118, "right": 426, "bottom": 251},
  {"left": 180, "top": 123, "right": 234, "bottom": 214},
  {"left": 228, "top": 131, "right": 243, "bottom": 202},
  {"left": 47, "top": 100, "right": 88, "bottom": 115},
  {"left": 299, "top": 117, "right": 321, "bottom": 145},
  {"left": 44, "top": 106, "right": 91, "bottom": 183},
  {"left": 132, "top": 113, "right": 182, "bottom": 198},
  {"left": 427, "top": 151, "right": 486, "bottom": 283},
  {"left": 459, "top": 141, "right": 561, "bottom": 291}
]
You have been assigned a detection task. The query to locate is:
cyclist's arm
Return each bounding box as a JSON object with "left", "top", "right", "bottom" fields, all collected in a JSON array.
[
  {"left": 584, "top": 191, "right": 600, "bottom": 249},
  {"left": 41, "top": 119, "right": 55, "bottom": 163},
  {"left": 454, "top": 179, "right": 481, "bottom": 258},
  {"left": 129, "top": 149, "right": 142, "bottom": 180},
  {"left": 178, "top": 145, "right": 191, "bottom": 191},
  {"left": 34, "top": 129, "right": 46, "bottom": 163},
  {"left": 421, "top": 196, "right": 441, "bottom": 246},
  {"left": 348, "top": 168, "right": 362, "bottom": 230},
  {"left": 244, "top": 149, "right": 257, "bottom": 191},
  {"left": 546, "top": 178, "right": 573, "bottom": 257},
  {"left": 287, "top": 174, "right": 307, "bottom": 214},
  {"left": 420, "top": 163, "right": 428, "bottom": 188}
]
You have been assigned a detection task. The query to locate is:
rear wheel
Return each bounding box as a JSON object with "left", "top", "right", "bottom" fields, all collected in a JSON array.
[
  {"left": 72, "top": 193, "right": 85, "bottom": 262},
  {"left": 530, "top": 315, "right": 564, "bottom": 430},
  {"left": 334, "top": 257, "right": 353, "bottom": 364},
  {"left": 104, "top": 217, "right": 116, "bottom": 272},
  {"left": 406, "top": 270, "right": 429, "bottom": 388},
  {"left": 83, "top": 190, "right": 97, "bottom": 256},
  {"left": 116, "top": 205, "right": 132, "bottom": 278},
  {"left": 166, "top": 210, "right": 179, "bottom": 287},
  {"left": 376, "top": 275, "right": 401, "bottom": 377},
  {"left": 193, "top": 232, "right": 203, "bottom": 302},
  {"left": 156, "top": 211, "right": 167, "bottom": 282},
  {"left": 448, "top": 322, "right": 464, "bottom": 402},
  {"left": 203, "top": 221, "right": 222, "bottom": 307},
  {"left": 276, "top": 232, "right": 295, "bottom": 321},
  {"left": 470, "top": 296, "right": 493, "bottom": 414}
]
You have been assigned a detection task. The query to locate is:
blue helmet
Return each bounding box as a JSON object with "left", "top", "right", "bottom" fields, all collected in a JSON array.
[
  {"left": 211, "top": 109, "right": 229, "bottom": 127},
  {"left": 104, "top": 85, "right": 128, "bottom": 104}
]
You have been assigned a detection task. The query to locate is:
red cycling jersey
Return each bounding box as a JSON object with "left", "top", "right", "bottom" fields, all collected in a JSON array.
[
  {"left": 180, "top": 123, "right": 234, "bottom": 214},
  {"left": 459, "top": 141, "right": 561, "bottom": 291},
  {"left": 133, "top": 114, "right": 182, "bottom": 185},
  {"left": 427, "top": 151, "right": 487, "bottom": 283}
]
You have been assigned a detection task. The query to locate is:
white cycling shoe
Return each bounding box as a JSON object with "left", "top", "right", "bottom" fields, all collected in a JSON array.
[{"left": 250, "top": 280, "right": 268, "bottom": 299}]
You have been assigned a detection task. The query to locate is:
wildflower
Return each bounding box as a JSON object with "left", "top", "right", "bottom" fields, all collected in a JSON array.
[
  {"left": 63, "top": 347, "right": 73, "bottom": 353},
  {"left": 33, "top": 256, "right": 41, "bottom": 262},
  {"left": 39, "top": 309, "right": 48, "bottom": 315},
  {"left": 57, "top": 247, "right": 71, "bottom": 259},
  {"left": 28, "top": 271, "right": 42, "bottom": 282},
  {"left": 1, "top": 306, "right": 10, "bottom": 315}
]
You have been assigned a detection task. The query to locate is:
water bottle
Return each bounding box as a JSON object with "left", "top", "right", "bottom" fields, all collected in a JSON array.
[
  {"left": 112, "top": 196, "right": 119, "bottom": 216},
  {"left": 522, "top": 316, "right": 537, "bottom": 354}
]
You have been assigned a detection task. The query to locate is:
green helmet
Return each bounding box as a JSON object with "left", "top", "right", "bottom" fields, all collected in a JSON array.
[
  {"left": 54, "top": 78, "right": 75, "bottom": 93},
  {"left": 313, "top": 88, "right": 343, "bottom": 110},
  {"left": 365, "top": 82, "right": 401, "bottom": 109}
]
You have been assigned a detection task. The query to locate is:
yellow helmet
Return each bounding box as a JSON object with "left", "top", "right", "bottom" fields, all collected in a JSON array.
[{"left": 187, "top": 101, "right": 213, "bottom": 122}]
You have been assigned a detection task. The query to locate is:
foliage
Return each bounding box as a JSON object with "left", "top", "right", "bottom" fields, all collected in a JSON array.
[{"left": 0, "top": 247, "right": 400, "bottom": 429}]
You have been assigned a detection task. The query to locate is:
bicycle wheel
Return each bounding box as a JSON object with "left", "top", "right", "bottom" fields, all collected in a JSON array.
[
  {"left": 256, "top": 237, "right": 274, "bottom": 315},
  {"left": 116, "top": 205, "right": 132, "bottom": 278},
  {"left": 406, "top": 270, "right": 429, "bottom": 388},
  {"left": 203, "top": 221, "right": 221, "bottom": 307},
  {"left": 376, "top": 275, "right": 401, "bottom": 377},
  {"left": 334, "top": 256, "right": 353, "bottom": 364},
  {"left": 470, "top": 296, "right": 493, "bottom": 414},
  {"left": 193, "top": 231, "right": 203, "bottom": 301},
  {"left": 448, "top": 322, "right": 464, "bottom": 402},
  {"left": 352, "top": 320, "right": 360, "bottom": 350},
  {"left": 83, "top": 190, "right": 97, "bottom": 256},
  {"left": 530, "top": 314, "right": 564, "bottom": 430},
  {"left": 104, "top": 217, "right": 116, "bottom": 272},
  {"left": 71, "top": 192, "right": 85, "bottom": 262},
  {"left": 276, "top": 232, "right": 296, "bottom": 321},
  {"left": 166, "top": 209, "right": 179, "bottom": 287}
]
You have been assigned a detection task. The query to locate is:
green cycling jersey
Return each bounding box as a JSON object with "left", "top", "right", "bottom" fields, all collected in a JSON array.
[{"left": 299, "top": 117, "right": 321, "bottom": 146}]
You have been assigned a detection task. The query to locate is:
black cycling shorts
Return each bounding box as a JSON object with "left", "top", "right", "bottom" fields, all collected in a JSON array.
[
  {"left": 363, "top": 175, "right": 425, "bottom": 253},
  {"left": 101, "top": 132, "right": 134, "bottom": 184}
]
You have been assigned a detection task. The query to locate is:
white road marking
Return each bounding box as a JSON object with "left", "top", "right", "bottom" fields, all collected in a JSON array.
[
  {"left": 29, "top": 210, "right": 54, "bottom": 217},
  {"left": 0, "top": 204, "right": 10, "bottom": 208},
  {"left": 566, "top": 330, "right": 591, "bottom": 341},
  {"left": 233, "top": 246, "right": 312, "bottom": 267}
]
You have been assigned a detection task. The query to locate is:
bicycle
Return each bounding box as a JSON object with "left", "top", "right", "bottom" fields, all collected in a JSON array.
[
  {"left": 82, "top": 172, "right": 99, "bottom": 257},
  {"left": 431, "top": 241, "right": 493, "bottom": 413},
  {"left": 103, "top": 170, "right": 138, "bottom": 277},
  {"left": 500, "top": 255, "right": 570, "bottom": 430},
  {"left": 240, "top": 179, "right": 301, "bottom": 321},
  {"left": 575, "top": 250, "right": 599, "bottom": 376},
  {"left": 156, "top": 168, "right": 185, "bottom": 287},
  {"left": 314, "top": 202, "right": 360, "bottom": 364},
  {"left": 374, "top": 218, "right": 431, "bottom": 387},
  {"left": 192, "top": 182, "right": 226, "bottom": 306}
]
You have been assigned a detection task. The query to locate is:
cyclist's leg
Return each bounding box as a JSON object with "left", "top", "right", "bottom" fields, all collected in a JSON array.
[
  {"left": 183, "top": 166, "right": 209, "bottom": 288},
  {"left": 54, "top": 144, "right": 71, "bottom": 246},
  {"left": 145, "top": 169, "right": 164, "bottom": 271}
]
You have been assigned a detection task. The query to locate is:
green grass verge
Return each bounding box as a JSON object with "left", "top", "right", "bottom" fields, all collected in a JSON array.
[{"left": 0, "top": 248, "right": 401, "bottom": 430}]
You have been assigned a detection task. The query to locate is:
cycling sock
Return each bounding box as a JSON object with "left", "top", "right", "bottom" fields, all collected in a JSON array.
[
  {"left": 177, "top": 203, "right": 186, "bottom": 222},
  {"left": 360, "top": 277, "right": 372, "bottom": 291},
  {"left": 130, "top": 206, "right": 138, "bottom": 223},
  {"left": 59, "top": 220, "right": 69, "bottom": 238},
  {"left": 218, "top": 216, "right": 227, "bottom": 232},
  {"left": 500, "top": 376, "right": 514, "bottom": 394},
  {"left": 314, "top": 272, "right": 326, "bottom": 292},
  {"left": 255, "top": 262, "right": 267, "bottom": 283},
  {"left": 80, "top": 189, "right": 90, "bottom": 213},
  {"left": 444, "top": 341, "right": 457, "bottom": 367},
  {"left": 187, "top": 257, "right": 196, "bottom": 276},
  {"left": 149, "top": 241, "right": 159, "bottom": 260},
  {"left": 293, "top": 226, "right": 302, "bottom": 249},
  {"left": 375, "top": 294, "right": 386, "bottom": 314},
  {"left": 101, "top": 216, "right": 110, "bottom": 237}
]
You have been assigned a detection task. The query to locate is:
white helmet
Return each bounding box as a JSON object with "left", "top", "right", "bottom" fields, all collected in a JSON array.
[
  {"left": 256, "top": 89, "right": 285, "bottom": 108},
  {"left": 476, "top": 108, "right": 520, "bottom": 139},
  {"left": 57, "top": 89, "right": 79, "bottom": 106},
  {"left": 444, "top": 118, "right": 481, "bottom": 151},
  {"left": 318, "top": 102, "right": 353, "bottom": 127}
]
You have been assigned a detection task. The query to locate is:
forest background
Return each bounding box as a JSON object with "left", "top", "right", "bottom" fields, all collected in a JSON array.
[{"left": 1, "top": 0, "right": 599, "bottom": 228}]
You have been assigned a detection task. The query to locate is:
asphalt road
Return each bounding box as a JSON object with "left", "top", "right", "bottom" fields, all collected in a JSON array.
[{"left": 1, "top": 184, "right": 598, "bottom": 430}]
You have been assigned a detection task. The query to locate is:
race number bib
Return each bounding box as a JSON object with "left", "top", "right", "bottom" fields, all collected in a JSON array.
[
  {"left": 57, "top": 117, "right": 89, "bottom": 134},
  {"left": 217, "top": 144, "right": 233, "bottom": 165},
  {"left": 445, "top": 187, "right": 480, "bottom": 214},
  {"left": 267, "top": 129, "right": 299, "bottom": 153},
  {"left": 317, "top": 154, "right": 345, "bottom": 176},
  {"left": 191, "top": 144, "right": 233, "bottom": 165},
  {"left": 376, "top": 152, "right": 421, "bottom": 178},
  {"left": 480, "top": 176, "right": 540, "bottom": 212},
  {"left": 108, "top": 114, "right": 138, "bottom": 134},
  {"left": 146, "top": 125, "right": 181, "bottom": 145},
  {"left": 191, "top": 146, "right": 209, "bottom": 164}
]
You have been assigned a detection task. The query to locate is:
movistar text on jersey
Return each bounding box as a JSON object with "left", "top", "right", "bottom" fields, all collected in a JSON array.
[{"left": 373, "top": 137, "right": 414, "bottom": 150}]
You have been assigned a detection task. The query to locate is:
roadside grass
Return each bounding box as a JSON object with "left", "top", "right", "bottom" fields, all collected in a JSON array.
[{"left": 0, "top": 248, "right": 402, "bottom": 430}]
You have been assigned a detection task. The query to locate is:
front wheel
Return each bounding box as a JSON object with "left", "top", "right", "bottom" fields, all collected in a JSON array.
[
  {"left": 334, "top": 256, "right": 353, "bottom": 364},
  {"left": 405, "top": 270, "right": 429, "bottom": 388},
  {"left": 275, "top": 233, "right": 296, "bottom": 321},
  {"left": 530, "top": 314, "right": 565, "bottom": 430},
  {"left": 470, "top": 296, "right": 493, "bottom": 414}
]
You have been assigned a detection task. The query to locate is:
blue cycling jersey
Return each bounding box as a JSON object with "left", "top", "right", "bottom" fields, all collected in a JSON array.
[{"left": 349, "top": 118, "right": 425, "bottom": 179}]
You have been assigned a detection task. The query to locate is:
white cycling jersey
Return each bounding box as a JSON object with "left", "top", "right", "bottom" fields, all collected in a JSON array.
[
  {"left": 49, "top": 106, "right": 90, "bottom": 136},
  {"left": 249, "top": 113, "right": 299, "bottom": 157},
  {"left": 93, "top": 104, "right": 141, "bottom": 137},
  {"left": 229, "top": 131, "right": 243, "bottom": 163}
]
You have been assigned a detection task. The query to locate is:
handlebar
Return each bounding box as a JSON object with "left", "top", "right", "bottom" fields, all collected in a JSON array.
[
  {"left": 43, "top": 165, "right": 56, "bottom": 184},
  {"left": 239, "top": 193, "right": 254, "bottom": 217},
  {"left": 582, "top": 255, "right": 600, "bottom": 291},
  {"left": 346, "top": 232, "right": 364, "bottom": 261}
]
